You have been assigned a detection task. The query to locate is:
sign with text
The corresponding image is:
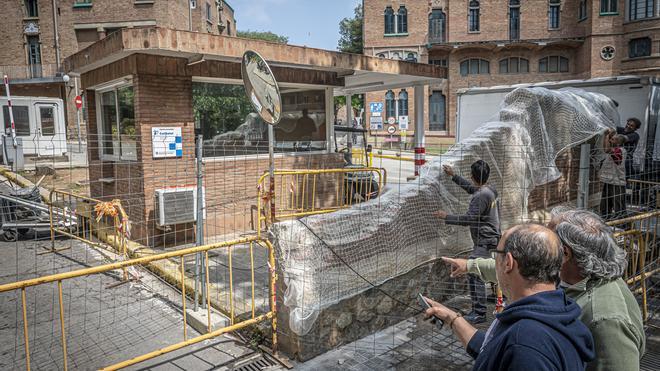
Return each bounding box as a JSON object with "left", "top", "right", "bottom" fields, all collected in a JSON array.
[
  {"left": 398, "top": 115, "right": 409, "bottom": 130},
  {"left": 370, "top": 116, "right": 383, "bottom": 130},
  {"left": 152, "top": 127, "right": 183, "bottom": 158},
  {"left": 370, "top": 102, "right": 383, "bottom": 113}
]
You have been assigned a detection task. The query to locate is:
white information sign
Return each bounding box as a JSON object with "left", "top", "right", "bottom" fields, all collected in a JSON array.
[
  {"left": 152, "top": 127, "right": 183, "bottom": 158},
  {"left": 398, "top": 115, "right": 409, "bottom": 130},
  {"left": 370, "top": 116, "right": 383, "bottom": 130}
]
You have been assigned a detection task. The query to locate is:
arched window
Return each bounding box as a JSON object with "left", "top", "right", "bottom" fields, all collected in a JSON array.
[
  {"left": 509, "top": 0, "right": 521, "bottom": 40},
  {"left": 376, "top": 53, "right": 386, "bottom": 58},
  {"left": 397, "top": 6, "right": 408, "bottom": 33},
  {"left": 398, "top": 90, "right": 409, "bottom": 117},
  {"left": 548, "top": 0, "right": 561, "bottom": 29},
  {"left": 429, "top": 9, "right": 446, "bottom": 43},
  {"left": 405, "top": 52, "right": 417, "bottom": 62},
  {"left": 539, "top": 56, "right": 569, "bottom": 73},
  {"left": 385, "top": 90, "right": 396, "bottom": 119},
  {"left": 468, "top": 1, "right": 480, "bottom": 32},
  {"left": 384, "top": 7, "right": 395, "bottom": 34},
  {"left": 460, "top": 58, "right": 490, "bottom": 76},
  {"left": 429, "top": 91, "right": 446, "bottom": 131},
  {"left": 499, "top": 57, "right": 529, "bottom": 73}
]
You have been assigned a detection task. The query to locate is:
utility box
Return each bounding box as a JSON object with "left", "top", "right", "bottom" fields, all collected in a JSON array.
[{"left": 2, "top": 136, "right": 24, "bottom": 172}]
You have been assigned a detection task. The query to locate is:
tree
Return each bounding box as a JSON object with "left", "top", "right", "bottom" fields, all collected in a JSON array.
[
  {"left": 337, "top": 4, "right": 363, "bottom": 54},
  {"left": 237, "top": 30, "right": 289, "bottom": 44}
]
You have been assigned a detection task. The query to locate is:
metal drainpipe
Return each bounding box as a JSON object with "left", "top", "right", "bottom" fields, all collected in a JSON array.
[{"left": 52, "top": 0, "right": 61, "bottom": 69}]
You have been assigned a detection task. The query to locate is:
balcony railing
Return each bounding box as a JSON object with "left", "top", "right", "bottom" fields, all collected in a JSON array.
[{"left": 0, "top": 63, "right": 60, "bottom": 80}]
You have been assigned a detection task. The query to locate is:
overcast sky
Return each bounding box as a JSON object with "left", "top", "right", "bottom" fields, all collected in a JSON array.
[{"left": 230, "top": 0, "right": 361, "bottom": 50}]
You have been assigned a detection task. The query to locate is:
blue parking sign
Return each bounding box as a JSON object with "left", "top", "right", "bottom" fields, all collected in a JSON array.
[{"left": 370, "top": 102, "right": 383, "bottom": 113}]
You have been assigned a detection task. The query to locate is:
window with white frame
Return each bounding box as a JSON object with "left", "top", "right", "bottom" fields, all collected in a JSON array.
[{"left": 96, "top": 84, "right": 136, "bottom": 160}]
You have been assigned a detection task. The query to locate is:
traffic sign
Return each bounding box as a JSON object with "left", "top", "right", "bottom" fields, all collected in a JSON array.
[
  {"left": 387, "top": 117, "right": 396, "bottom": 125},
  {"left": 370, "top": 102, "right": 383, "bottom": 113},
  {"left": 387, "top": 125, "right": 396, "bottom": 134},
  {"left": 74, "top": 95, "right": 83, "bottom": 109},
  {"left": 399, "top": 115, "right": 409, "bottom": 130}
]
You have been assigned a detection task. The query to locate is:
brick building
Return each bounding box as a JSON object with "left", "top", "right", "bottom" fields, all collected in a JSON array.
[
  {"left": 363, "top": 0, "right": 660, "bottom": 146},
  {"left": 0, "top": 0, "right": 236, "bottom": 143}
]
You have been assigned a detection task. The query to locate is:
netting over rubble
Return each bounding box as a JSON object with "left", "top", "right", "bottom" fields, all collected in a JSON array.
[{"left": 271, "top": 87, "right": 620, "bottom": 335}]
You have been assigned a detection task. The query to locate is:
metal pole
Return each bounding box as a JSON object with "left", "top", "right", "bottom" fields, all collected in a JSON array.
[
  {"left": 74, "top": 78, "right": 82, "bottom": 152},
  {"left": 345, "top": 94, "right": 353, "bottom": 163},
  {"left": 577, "top": 143, "right": 591, "bottom": 209},
  {"left": 413, "top": 85, "right": 425, "bottom": 176},
  {"left": 195, "top": 135, "right": 205, "bottom": 310},
  {"left": 268, "top": 125, "right": 275, "bottom": 222},
  {"left": 52, "top": 0, "right": 61, "bottom": 69}
]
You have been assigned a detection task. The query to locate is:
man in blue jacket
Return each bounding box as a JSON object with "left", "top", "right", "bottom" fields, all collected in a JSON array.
[{"left": 424, "top": 224, "right": 595, "bottom": 370}]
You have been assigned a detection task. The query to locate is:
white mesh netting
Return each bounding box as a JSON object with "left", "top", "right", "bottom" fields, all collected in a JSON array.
[{"left": 271, "top": 87, "right": 620, "bottom": 335}]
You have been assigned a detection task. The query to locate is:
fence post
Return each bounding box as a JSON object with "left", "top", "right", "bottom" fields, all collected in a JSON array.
[
  {"left": 195, "top": 135, "right": 205, "bottom": 310},
  {"left": 577, "top": 143, "right": 591, "bottom": 209}
]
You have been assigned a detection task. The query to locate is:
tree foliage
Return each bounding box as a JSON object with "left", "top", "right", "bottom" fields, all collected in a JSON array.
[
  {"left": 237, "top": 30, "right": 289, "bottom": 44},
  {"left": 193, "top": 83, "right": 253, "bottom": 140},
  {"left": 337, "top": 4, "right": 363, "bottom": 54}
]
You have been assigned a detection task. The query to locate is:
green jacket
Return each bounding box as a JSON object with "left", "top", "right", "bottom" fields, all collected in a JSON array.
[{"left": 467, "top": 258, "right": 645, "bottom": 371}]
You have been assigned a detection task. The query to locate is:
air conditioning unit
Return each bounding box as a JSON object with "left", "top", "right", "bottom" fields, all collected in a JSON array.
[{"left": 155, "top": 187, "right": 204, "bottom": 226}]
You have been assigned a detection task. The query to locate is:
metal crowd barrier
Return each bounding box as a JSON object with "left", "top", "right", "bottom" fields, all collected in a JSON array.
[
  {"left": 257, "top": 167, "right": 386, "bottom": 232},
  {"left": 0, "top": 236, "right": 277, "bottom": 371},
  {"left": 608, "top": 210, "right": 660, "bottom": 321}
]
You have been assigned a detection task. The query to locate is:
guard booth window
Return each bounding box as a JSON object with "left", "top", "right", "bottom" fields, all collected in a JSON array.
[
  {"left": 193, "top": 82, "right": 327, "bottom": 157},
  {"left": 2, "top": 106, "right": 30, "bottom": 136},
  {"left": 97, "top": 85, "right": 136, "bottom": 160}
]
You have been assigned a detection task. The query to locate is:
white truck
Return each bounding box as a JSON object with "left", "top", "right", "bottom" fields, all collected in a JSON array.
[
  {"left": 0, "top": 96, "right": 68, "bottom": 157},
  {"left": 456, "top": 76, "right": 660, "bottom": 170}
]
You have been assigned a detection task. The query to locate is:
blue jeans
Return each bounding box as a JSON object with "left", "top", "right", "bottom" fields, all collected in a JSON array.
[{"left": 469, "top": 245, "right": 492, "bottom": 316}]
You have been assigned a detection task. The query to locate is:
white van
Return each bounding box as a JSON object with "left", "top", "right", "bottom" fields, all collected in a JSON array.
[{"left": 0, "top": 96, "right": 67, "bottom": 157}]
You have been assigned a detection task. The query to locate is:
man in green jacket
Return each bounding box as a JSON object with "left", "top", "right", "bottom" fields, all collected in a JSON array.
[{"left": 442, "top": 208, "right": 645, "bottom": 371}]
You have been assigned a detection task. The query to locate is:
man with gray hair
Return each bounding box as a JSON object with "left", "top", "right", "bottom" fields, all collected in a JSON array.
[{"left": 442, "top": 208, "right": 645, "bottom": 370}]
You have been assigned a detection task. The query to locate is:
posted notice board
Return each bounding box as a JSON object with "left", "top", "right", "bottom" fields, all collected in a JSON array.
[{"left": 152, "top": 127, "right": 183, "bottom": 158}]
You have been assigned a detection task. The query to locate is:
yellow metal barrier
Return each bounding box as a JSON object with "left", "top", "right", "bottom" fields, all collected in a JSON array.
[
  {"left": 608, "top": 210, "right": 660, "bottom": 321},
  {"left": 0, "top": 236, "right": 278, "bottom": 371},
  {"left": 257, "top": 167, "right": 386, "bottom": 232},
  {"left": 373, "top": 151, "right": 415, "bottom": 162}
]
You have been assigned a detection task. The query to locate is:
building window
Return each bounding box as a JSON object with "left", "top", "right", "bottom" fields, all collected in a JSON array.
[
  {"left": 429, "top": 9, "right": 446, "bottom": 43},
  {"left": 97, "top": 85, "right": 136, "bottom": 160},
  {"left": 579, "top": 0, "right": 588, "bottom": 20},
  {"left": 509, "top": 0, "right": 521, "bottom": 40},
  {"left": 460, "top": 58, "right": 490, "bottom": 76},
  {"left": 429, "top": 91, "right": 446, "bottom": 131},
  {"left": 385, "top": 90, "right": 396, "bottom": 119},
  {"left": 628, "top": 0, "right": 656, "bottom": 20},
  {"left": 397, "top": 6, "right": 408, "bottom": 34},
  {"left": 429, "top": 58, "right": 448, "bottom": 67},
  {"left": 469, "top": 1, "right": 480, "bottom": 32},
  {"left": 376, "top": 53, "right": 386, "bottom": 58},
  {"left": 25, "top": 0, "right": 38, "bottom": 17},
  {"left": 600, "top": 0, "right": 618, "bottom": 13},
  {"left": 206, "top": 2, "right": 212, "bottom": 23},
  {"left": 384, "top": 6, "right": 395, "bottom": 34},
  {"left": 398, "top": 90, "right": 409, "bottom": 118},
  {"left": 405, "top": 53, "right": 417, "bottom": 62},
  {"left": 391, "top": 52, "right": 401, "bottom": 60},
  {"left": 73, "top": 0, "right": 92, "bottom": 7},
  {"left": 499, "top": 57, "right": 529, "bottom": 73},
  {"left": 549, "top": 0, "right": 561, "bottom": 29},
  {"left": 226, "top": 20, "right": 231, "bottom": 35},
  {"left": 539, "top": 56, "right": 569, "bottom": 73},
  {"left": 194, "top": 83, "right": 327, "bottom": 156},
  {"left": 629, "top": 37, "right": 652, "bottom": 57},
  {"left": 2, "top": 106, "right": 31, "bottom": 136},
  {"left": 27, "top": 36, "right": 42, "bottom": 78}
]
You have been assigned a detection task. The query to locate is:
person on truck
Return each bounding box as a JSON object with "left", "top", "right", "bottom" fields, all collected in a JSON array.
[
  {"left": 433, "top": 160, "right": 501, "bottom": 324},
  {"left": 616, "top": 117, "right": 642, "bottom": 178}
]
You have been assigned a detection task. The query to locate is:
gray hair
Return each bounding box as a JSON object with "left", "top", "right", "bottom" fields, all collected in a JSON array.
[
  {"left": 503, "top": 224, "right": 563, "bottom": 284},
  {"left": 551, "top": 207, "right": 627, "bottom": 280}
]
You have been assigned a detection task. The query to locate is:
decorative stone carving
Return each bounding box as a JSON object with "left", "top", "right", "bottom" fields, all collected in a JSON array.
[{"left": 24, "top": 22, "right": 39, "bottom": 35}]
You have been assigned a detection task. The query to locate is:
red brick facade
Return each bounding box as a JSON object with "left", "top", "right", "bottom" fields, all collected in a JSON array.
[{"left": 364, "top": 0, "right": 660, "bottom": 144}]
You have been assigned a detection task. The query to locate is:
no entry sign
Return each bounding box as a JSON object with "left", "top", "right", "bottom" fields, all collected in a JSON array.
[{"left": 74, "top": 95, "right": 83, "bottom": 109}]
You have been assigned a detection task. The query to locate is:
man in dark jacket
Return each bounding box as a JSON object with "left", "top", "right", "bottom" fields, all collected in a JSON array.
[
  {"left": 434, "top": 160, "right": 500, "bottom": 324},
  {"left": 424, "top": 224, "right": 595, "bottom": 371},
  {"left": 616, "top": 117, "right": 642, "bottom": 178}
]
